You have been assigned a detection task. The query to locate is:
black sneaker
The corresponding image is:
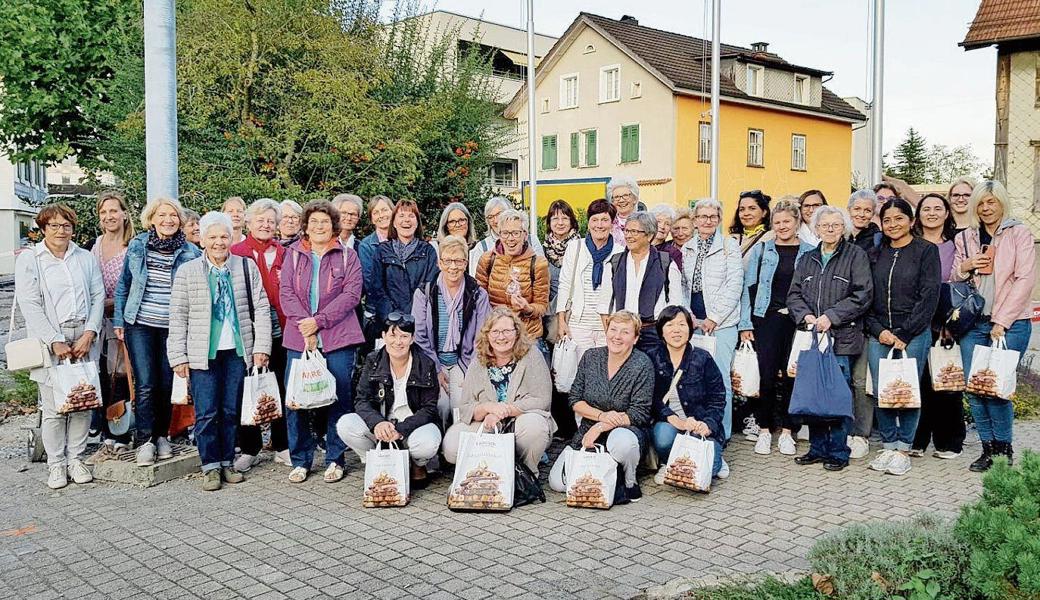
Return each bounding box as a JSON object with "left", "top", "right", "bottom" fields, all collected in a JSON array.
[
  {"left": 794, "top": 453, "right": 824, "bottom": 466},
  {"left": 626, "top": 483, "right": 642, "bottom": 502},
  {"left": 823, "top": 461, "right": 848, "bottom": 471}
]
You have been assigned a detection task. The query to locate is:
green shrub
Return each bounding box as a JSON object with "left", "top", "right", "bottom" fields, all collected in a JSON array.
[
  {"left": 683, "top": 576, "right": 819, "bottom": 600},
  {"left": 954, "top": 450, "right": 1040, "bottom": 600},
  {"left": 0, "top": 371, "right": 38, "bottom": 407},
  {"left": 1012, "top": 371, "right": 1040, "bottom": 420},
  {"left": 807, "top": 513, "right": 973, "bottom": 600}
]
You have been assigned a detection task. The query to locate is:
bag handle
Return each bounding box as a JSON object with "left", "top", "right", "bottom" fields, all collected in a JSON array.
[
  {"left": 581, "top": 443, "right": 606, "bottom": 454},
  {"left": 886, "top": 347, "right": 904, "bottom": 360},
  {"left": 993, "top": 335, "right": 1008, "bottom": 350},
  {"left": 375, "top": 440, "right": 400, "bottom": 450},
  {"left": 477, "top": 422, "right": 502, "bottom": 435}
]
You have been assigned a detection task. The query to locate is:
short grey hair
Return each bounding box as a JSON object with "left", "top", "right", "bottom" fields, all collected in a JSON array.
[
  {"left": 483, "top": 196, "right": 512, "bottom": 219},
  {"left": 332, "top": 193, "right": 364, "bottom": 215},
  {"left": 199, "top": 211, "right": 234, "bottom": 239},
  {"left": 367, "top": 195, "right": 395, "bottom": 217},
  {"left": 606, "top": 175, "right": 640, "bottom": 202},
  {"left": 280, "top": 200, "right": 303, "bottom": 217},
  {"left": 846, "top": 189, "right": 877, "bottom": 214},
  {"left": 140, "top": 197, "right": 186, "bottom": 229},
  {"left": 437, "top": 235, "right": 469, "bottom": 259},
  {"left": 497, "top": 209, "right": 528, "bottom": 232},
  {"left": 968, "top": 180, "right": 1013, "bottom": 227},
  {"left": 692, "top": 198, "right": 723, "bottom": 218},
  {"left": 627, "top": 211, "right": 658, "bottom": 236},
  {"left": 649, "top": 204, "right": 676, "bottom": 221},
  {"left": 246, "top": 198, "right": 281, "bottom": 225},
  {"left": 811, "top": 205, "right": 852, "bottom": 233},
  {"left": 437, "top": 202, "right": 477, "bottom": 245}
]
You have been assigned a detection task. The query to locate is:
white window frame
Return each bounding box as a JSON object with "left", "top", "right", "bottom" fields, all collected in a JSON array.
[
  {"left": 794, "top": 74, "right": 809, "bottom": 104},
  {"left": 580, "top": 128, "right": 599, "bottom": 168},
  {"left": 791, "top": 134, "right": 807, "bottom": 171},
  {"left": 747, "top": 129, "right": 764, "bottom": 167},
  {"left": 559, "top": 73, "right": 579, "bottom": 110},
  {"left": 746, "top": 64, "right": 764, "bottom": 97},
  {"left": 599, "top": 64, "right": 621, "bottom": 103},
  {"left": 698, "top": 122, "right": 712, "bottom": 163}
]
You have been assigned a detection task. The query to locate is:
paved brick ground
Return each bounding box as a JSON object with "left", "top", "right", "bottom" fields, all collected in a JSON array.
[{"left": 1, "top": 415, "right": 1036, "bottom": 600}]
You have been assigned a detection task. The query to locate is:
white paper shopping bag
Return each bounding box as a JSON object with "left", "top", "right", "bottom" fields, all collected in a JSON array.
[
  {"left": 171, "top": 372, "right": 192, "bottom": 405},
  {"left": 690, "top": 334, "right": 716, "bottom": 357},
  {"left": 50, "top": 360, "right": 103, "bottom": 414},
  {"left": 731, "top": 341, "right": 760, "bottom": 398},
  {"left": 448, "top": 425, "right": 515, "bottom": 511},
  {"left": 664, "top": 432, "right": 714, "bottom": 492},
  {"left": 877, "top": 348, "right": 921, "bottom": 409},
  {"left": 240, "top": 367, "right": 283, "bottom": 426},
  {"left": 967, "top": 337, "right": 1019, "bottom": 400},
  {"left": 929, "top": 339, "right": 965, "bottom": 392},
  {"left": 286, "top": 349, "right": 336, "bottom": 410},
  {"left": 552, "top": 337, "right": 579, "bottom": 394},
  {"left": 363, "top": 442, "right": 410, "bottom": 508},
  {"left": 565, "top": 445, "right": 617, "bottom": 509},
  {"left": 787, "top": 328, "right": 830, "bottom": 377}
]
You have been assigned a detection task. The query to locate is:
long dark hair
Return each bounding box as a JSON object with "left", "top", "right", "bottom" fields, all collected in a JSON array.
[
  {"left": 911, "top": 193, "right": 957, "bottom": 242},
  {"left": 877, "top": 197, "right": 916, "bottom": 245},
  {"left": 728, "top": 190, "right": 772, "bottom": 235},
  {"left": 655, "top": 305, "right": 695, "bottom": 342}
]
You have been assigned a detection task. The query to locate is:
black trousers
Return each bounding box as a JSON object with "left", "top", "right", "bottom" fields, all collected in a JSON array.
[
  {"left": 751, "top": 310, "right": 800, "bottom": 432},
  {"left": 237, "top": 340, "right": 289, "bottom": 455},
  {"left": 912, "top": 363, "right": 966, "bottom": 453}
]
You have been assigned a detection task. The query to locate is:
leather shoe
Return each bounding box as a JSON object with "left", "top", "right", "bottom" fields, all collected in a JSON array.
[
  {"left": 410, "top": 464, "right": 429, "bottom": 490},
  {"left": 823, "top": 461, "right": 848, "bottom": 471},
  {"left": 794, "top": 454, "right": 824, "bottom": 466}
]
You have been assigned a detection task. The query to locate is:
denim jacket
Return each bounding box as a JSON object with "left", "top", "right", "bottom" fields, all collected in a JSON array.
[
  {"left": 738, "top": 240, "right": 814, "bottom": 330},
  {"left": 113, "top": 233, "right": 201, "bottom": 328}
]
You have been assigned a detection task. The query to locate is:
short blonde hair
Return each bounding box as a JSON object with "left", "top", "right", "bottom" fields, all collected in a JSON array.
[
  {"left": 140, "top": 197, "right": 185, "bottom": 230},
  {"left": 475, "top": 307, "right": 532, "bottom": 367},
  {"left": 968, "top": 180, "right": 1013, "bottom": 228},
  {"left": 771, "top": 196, "right": 802, "bottom": 224},
  {"left": 605, "top": 310, "right": 642, "bottom": 338},
  {"left": 222, "top": 196, "right": 246, "bottom": 212},
  {"left": 96, "top": 190, "right": 135, "bottom": 246},
  {"left": 947, "top": 176, "right": 978, "bottom": 199},
  {"left": 437, "top": 234, "right": 469, "bottom": 260},
  {"left": 672, "top": 208, "right": 693, "bottom": 224}
]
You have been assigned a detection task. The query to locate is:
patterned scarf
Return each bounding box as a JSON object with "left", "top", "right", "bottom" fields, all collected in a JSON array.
[
  {"left": 392, "top": 238, "right": 418, "bottom": 262},
  {"left": 544, "top": 230, "right": 579, "bottom": 268},
  {"left": 691, "top": 234, "right": 713, "bottom": 293},
  {"left": 146, "top": 226, "right": 186, "bottom": 254},
  {"left": 487, "top": 361, "right": 516, "bottom": 403},
  {"left": 210, "top": 262, "right": 235, "bottom": 326}
]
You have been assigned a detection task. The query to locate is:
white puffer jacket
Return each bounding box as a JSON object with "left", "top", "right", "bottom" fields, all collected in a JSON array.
[{"left": 681, "top": 229, "right": 744, "bottom": 329}]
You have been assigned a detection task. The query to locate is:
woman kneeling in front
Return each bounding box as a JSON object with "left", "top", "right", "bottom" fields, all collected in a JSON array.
[
  {"left": 337, "top": 313, "right": 442, "bottom": 489},
  {"left": 549, "top": 310, "right": 653, "bottom": 500},
  {"left": 442, "top": 307, "right": 555, "bottom": 472},
  {"left": 168, "top": 212, "right": 272, "bottom": 491}
]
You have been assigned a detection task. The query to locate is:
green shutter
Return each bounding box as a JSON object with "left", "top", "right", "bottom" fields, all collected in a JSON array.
[
  {"left": 585, "top": 130, "right": 598, "bottom": 167},
  {"left": 570, "top": 132, "right": 579, "bottom": 167},
  {"left": 621, "top": 124, "right": 639, "bottom": 163},
  {"left": 542, "top": 135, "right": 557, "bottom": 170}
]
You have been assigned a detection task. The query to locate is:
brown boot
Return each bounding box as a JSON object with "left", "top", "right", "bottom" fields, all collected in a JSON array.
[{"left": 410, "top": 463, "right": 429, "bottom": 490}]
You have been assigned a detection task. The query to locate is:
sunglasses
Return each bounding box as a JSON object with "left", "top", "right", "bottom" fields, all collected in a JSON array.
[
  {"left": 384, "top": 311, "right": 416, "bottom": 333},
  {"left": 739, "top": 189, "right": 763, "bottom": 200}
]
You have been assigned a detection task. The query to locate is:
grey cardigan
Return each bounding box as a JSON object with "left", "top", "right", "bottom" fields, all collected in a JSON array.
[
  {"left": 568, "top": 347, "right": 653, "bottom": 448},
  {"left": 167, "top": 256, "right": 272, "bottom": 370},
  {"left": 457, "top": 348, "right": 555, "bottom": 431}
]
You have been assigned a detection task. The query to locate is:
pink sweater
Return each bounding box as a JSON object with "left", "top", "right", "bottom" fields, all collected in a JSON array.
[{"left": 952, "top": 221, "right": 1036, "bottom": 328}]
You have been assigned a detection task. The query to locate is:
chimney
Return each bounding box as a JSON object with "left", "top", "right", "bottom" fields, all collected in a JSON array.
[
  {"left": 750, "top": 41, "right": 769, "bottom": 53},
  {"left": 620, "top": 15, "right": 639, "bottom": 25}
]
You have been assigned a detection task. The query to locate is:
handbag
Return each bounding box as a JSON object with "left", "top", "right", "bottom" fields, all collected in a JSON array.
[
  {"left": 937, "top": 281, "right": 984, "bottom": 339},
  {"left": 513, "top": 461, "right": 546, "bottom": 508},
  {"left": 5, "top": 252, "right": 52, "bottom": 372},
  {"left": 789, "top": 331, "right": 853, "bottom": 419}
]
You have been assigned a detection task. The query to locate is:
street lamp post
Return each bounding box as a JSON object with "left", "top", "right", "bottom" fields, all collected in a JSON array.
[
  {"left": 525, "top": 0, "right": 539, "bottom": 244},
  {"left": 143, "top": 0, "right": 179, "bottom": 202}
]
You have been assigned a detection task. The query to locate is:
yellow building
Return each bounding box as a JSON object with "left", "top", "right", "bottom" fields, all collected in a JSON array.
[{"left": 504, "top": 13, "right": 865, "bottom": 223}]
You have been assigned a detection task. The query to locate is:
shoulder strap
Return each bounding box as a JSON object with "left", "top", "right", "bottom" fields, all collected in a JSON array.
[
  {"left": 757, "top": 243, "right": 765, "bottom": 278},
  {"left": 483, "top": 252, "right": 496, "bottom": 282},
  {"left": 528, "top": 256, "right": 536, "bottom": 300},
  {"left": 242, "top": 256, "right": 255, "bottom": 325}
]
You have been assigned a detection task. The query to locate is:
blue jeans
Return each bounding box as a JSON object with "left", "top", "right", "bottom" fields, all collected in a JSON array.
[
  {"left": 190, "top": 350, "right": 246, "bottom": 472},
  {"left": 868, "top": 330, "right": 931, "bottom": 451},
  {"left": 285, "top": 346, "right": 356, "bottom": 469},
  {"left": 960, "top": 319, "right": 1030, "bottom": 443},
  {"left": 807, "top": 355, "right": 853, "bottom": 463},
  {"left": 652, "top": 421, "right": 723, "bottom": 477},
  {"left": 124, "top": 324, "right": 173, "bottom": 444},
  {"left": 698, "top": 325, "right": 738, "bottom": 441}
]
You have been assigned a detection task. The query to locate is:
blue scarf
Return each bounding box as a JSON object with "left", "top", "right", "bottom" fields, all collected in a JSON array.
[
  {"left": 211, "top": 265, "right": 236, "bottom": 325},
  {"left": 585, "top": 235, "right": 614, "bottom": 289}
]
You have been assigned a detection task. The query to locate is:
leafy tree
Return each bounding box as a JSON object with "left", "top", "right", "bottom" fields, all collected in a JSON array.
[
  {"left": 889, "top": 128, "right": 930, "bottom": 185},
  {"left": 927, "top": 143, "right": 986, "bottom": 183}
]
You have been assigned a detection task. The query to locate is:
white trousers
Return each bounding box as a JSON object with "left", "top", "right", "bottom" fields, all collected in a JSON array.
[
  {"left": 442, "top": 413, "right": 552, "bottom": 472},
  {"left": 40, "top": 384, "right": 92, "bottom": 468},
  {"left": 567, "top": 324, "right": 606, "bottom": 366},
  {"left": 336, "top": 413, "right": 441, "bottom": 466},
  {"left": 436, "top": 364, "right": 466, "bottom": 429},
  {"left": 548, "top": 427, "right": 641, "bottom": 491}
]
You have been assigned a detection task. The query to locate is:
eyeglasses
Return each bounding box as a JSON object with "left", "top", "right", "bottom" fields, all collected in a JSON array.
[
  {"left": 611, "top": 193, "right": 634, "bottom": 202},
  {"left": 802, "top": 203, "right": 823, "bottom": 210},
  {"left": 489, "top": 328, "right": 516, "bottom": 337},
  {"left": 694, "top": 214, "right": 720, "bottom": 221},
  {"left": 281, "top": 215, "right": 300, "bottom": 223},
  {"left": 817, "top": 223, "right": 844, "bottom": 231},
  {"left": 45, "top": 223, "right": 74, "bottom": 232},
  {"left": 446, "top": 218, "right": 468, "bottom": 227},
  {"left": 441, "top": 258, "right": 467, "bottom": 267},
  {"left": 623, "top": 228, "right": 649, "bottom": 236},
  {"left": 385, "top": 311, "right": 416, "bottom": 331},
  {"left": 309, "top": 218, "right": 332, "bottom": 226},
  {"left": 486, "top": 211, "right": 503, "bottom": 221},
  {"left": 950, "top": 193, "right": 971, "bottom": 199},
  {"left": 499, "top": 230, "right": 525, "bottom": 238}
]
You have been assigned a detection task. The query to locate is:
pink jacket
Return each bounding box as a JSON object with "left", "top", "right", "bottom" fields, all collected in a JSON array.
[{"left": 952, "top": 220, "right": 1036, "bottom": 329}]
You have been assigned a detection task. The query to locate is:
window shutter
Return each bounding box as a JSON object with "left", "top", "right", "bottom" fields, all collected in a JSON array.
[
  {"left": 621, "top": 125, "right": 639, "bottom": 163},
  {"left": 542, "top": 135, "right": 558, "bottom": 170},
  {"left": 570, "top": 132, "right": 579, "bottom": 167},
  {"left": 585, "top": 130, "right": 598, "bottom": 167}
]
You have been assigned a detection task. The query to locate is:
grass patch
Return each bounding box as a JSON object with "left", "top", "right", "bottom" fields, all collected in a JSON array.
[
  {"left": 683, "top": 576, "right": 820, "bottom": 600},
  {"left": 0, "top": 371, "right": 38, "bottom": 408}
]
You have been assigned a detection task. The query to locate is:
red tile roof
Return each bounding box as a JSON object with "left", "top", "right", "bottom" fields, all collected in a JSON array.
[{"left": 961, "top": 0, "right": 1040, "bottom": 49}]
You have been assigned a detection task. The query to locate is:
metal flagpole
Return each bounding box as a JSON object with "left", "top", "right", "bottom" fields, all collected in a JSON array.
[
  {"left": 709, "top": 0, "right": 721, "bottom": 200},
  {"left": 525, "top": 0, "right": 540, "bottom": 244},
  {"left": 870, "top": 0, "right": 885, "bottom": 184},
  {"left": 143, "top": 0, "right": 179, "bottom": 201}
]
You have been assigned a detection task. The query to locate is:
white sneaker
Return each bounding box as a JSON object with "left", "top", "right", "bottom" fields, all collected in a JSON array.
[
  {"left": 869, "top": 449, "right": 896, "bottom": 472},
  {"left": 796, "top": 425, "right": 810, "bottom": 441},
  {"left": 777, "top": 432, "right": 797, "bottom": 456},
  {"left": 273, "top": 450, "right": 291, "bottom": 465},
  {"left": 233, "top": 454, "right": 261, "bottom": 472},
  {"left": 754, "top": 431, "right": 773, "bottom": 455},
  {"left": 716, "top": 458, "right": 730, "bottom": 479},
  {"left": 933, "top": 450, "right": 961, "bottom": 460},
  {"left": 654, "top": 464, "right": 668, "bottom": 485},
  {"left": 114, "top": 442, "right": 131, "bottom": 453},
  {"left": 47, "top": 465, "right": 68, "bottom": 490},
  {"left": 849, "top": 436, "right": 870, "bottom": 460},
  {"left": 136, "top": 442, "right": 156, "bottom": 467},
  {"left": 67, "top": 460, "right": 93, "bottom": 484},
  {"left": 742, "top": 417, "right": 759, "bottom": 441},
  {"left": 907, "top": 448, "right": 925, "bottom": 458},
  {"left": 885, "top": 452, "right": 912, "bottom": 476},
  {"left": 156, "top": 437, "right": 173, "bottom": 460}
]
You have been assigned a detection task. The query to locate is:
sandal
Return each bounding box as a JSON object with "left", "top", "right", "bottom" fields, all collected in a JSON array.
[
  {"left": 323, "top": 463, "right": 344, "bottom": 483},
  {"left": 288, "top": 467, "right": 308, "bottom": 484}
]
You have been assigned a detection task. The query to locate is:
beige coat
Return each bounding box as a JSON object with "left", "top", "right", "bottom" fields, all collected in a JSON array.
[
  {"left": 457, "top": 348, "right": 555, "bottom": 433},
  {"left": 167, "top": 255, "right": 272, "bottom": 370}
]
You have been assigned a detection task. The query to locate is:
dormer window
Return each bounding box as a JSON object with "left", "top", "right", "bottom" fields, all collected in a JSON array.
[
  {"left": 794, "top": 74, "right": 809, "bottom": 104},
  {"left": 746, "top": 64, "right": 764, "bottom": 97}
]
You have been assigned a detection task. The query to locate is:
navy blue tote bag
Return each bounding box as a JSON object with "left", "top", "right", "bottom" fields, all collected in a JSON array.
[{"left": 789, "top": 332, "right": 853, "bottom": 419}]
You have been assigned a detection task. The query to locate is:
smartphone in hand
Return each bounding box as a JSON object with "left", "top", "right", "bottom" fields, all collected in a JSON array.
[{"left": 978, "top": 244, "right": 994, "bottom": 275}]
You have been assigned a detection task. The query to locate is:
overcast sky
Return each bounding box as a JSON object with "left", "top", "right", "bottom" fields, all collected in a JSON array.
[{"left": 426, "top": 0, "right": 996, "bottom": 165}]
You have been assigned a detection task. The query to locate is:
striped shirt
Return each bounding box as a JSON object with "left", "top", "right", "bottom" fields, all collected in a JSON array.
[
  {"left": 574, "top": 262, "right": 603, "bottom": 330},
  {"left": 436, "top": 295, "right": 462, "bottom": 367},
  {"left": 136, "top": 250, "right": 176, "bottom": 328}
]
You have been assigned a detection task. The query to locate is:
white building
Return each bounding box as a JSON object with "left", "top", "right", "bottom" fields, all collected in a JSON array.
[
  {"left": 0, "top": 153, "right": 46, "bottom": 275},
  {"left": 843, "top": 96, "right": 873, "bottom": 189}
]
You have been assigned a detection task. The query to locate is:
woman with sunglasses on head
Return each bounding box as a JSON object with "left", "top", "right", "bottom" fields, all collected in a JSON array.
[
  {"left": 280, "top": 200, "right": 364, "bottom": 484},
  {"left": 729, "top": 190, "right": 773, "bottom": 261},
  {"left": 337, "top": 311, "right": 441, "bottom": 489}
]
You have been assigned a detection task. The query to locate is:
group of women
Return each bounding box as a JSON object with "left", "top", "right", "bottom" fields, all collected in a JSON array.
[{"left": 14, "top": 174, "right": 1034, "bottom": 498}]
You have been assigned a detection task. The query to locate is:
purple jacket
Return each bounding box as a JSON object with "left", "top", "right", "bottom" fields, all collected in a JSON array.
[
  {"left": 411, "top": 274, "right": 490, "bottom": 374},
  {"left": 280, "top": 240, "right": 364, "bottom": 353}
]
